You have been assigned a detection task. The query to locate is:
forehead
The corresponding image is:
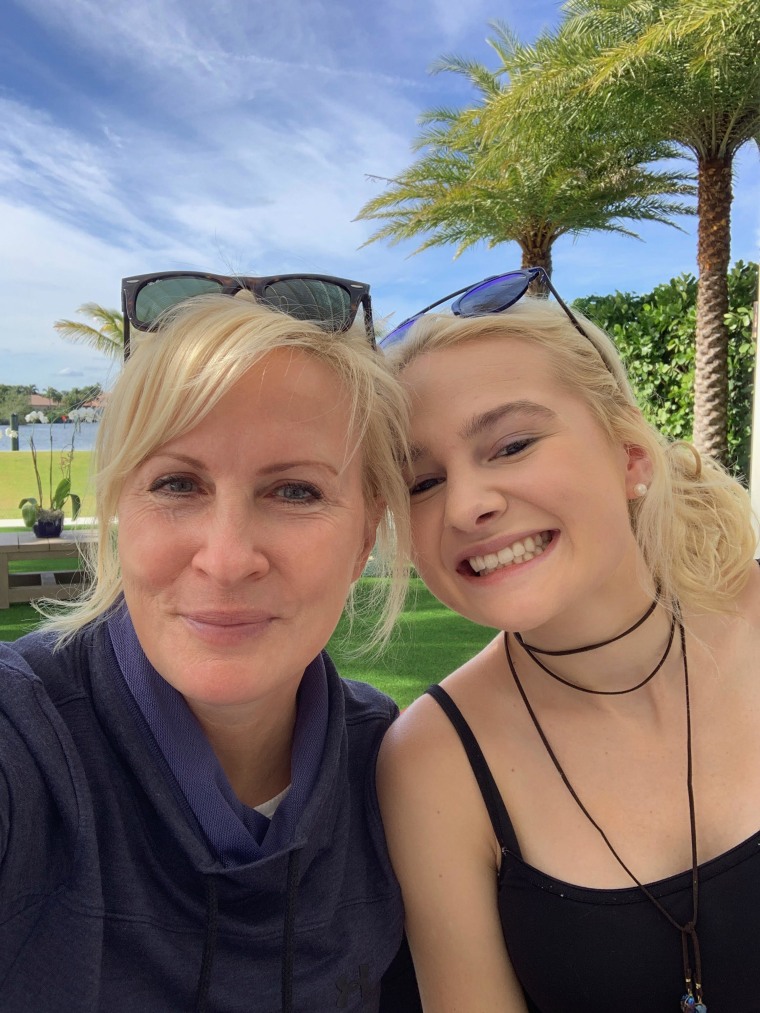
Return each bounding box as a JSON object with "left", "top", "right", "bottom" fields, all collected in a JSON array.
[
  {"left": 231, "top": 347, "right": 348, "bottom": 416},
  {"left": 163, "top": 348, "right": 358, "bottom": 449},
  {"left": 144, "top": 347, "right": 357, "bottom": 463},
  {"left": 399, "top": 334, "right": 606, "bottom": 453},
  {"left": 401, "top": 335, "right": 561, "bottom": 411}
]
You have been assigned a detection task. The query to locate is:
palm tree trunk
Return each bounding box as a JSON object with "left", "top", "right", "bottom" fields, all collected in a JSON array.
[
  {"left": 519, "top": 237, "right": 553, "bottom": 295},
  {"left": 693, "top": 154, "right": 733, "bottom": 462}
]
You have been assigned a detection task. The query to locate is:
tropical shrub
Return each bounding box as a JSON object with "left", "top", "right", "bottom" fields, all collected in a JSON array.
[{"left": 575, "top": 261, "right": 758, "bottom": 481}]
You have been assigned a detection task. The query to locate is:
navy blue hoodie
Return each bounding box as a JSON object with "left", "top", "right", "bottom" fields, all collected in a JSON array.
[{"left": 0, "top": 623, "right": 418, "bottom": 1012}]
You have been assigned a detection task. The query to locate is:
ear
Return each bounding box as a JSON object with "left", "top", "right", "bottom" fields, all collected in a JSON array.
[
  {"left": 352, "top": 497, "right": 384, "bottom": 582},
  {"left": 624, "top": 444, "right": 653, "bottom": 500}
]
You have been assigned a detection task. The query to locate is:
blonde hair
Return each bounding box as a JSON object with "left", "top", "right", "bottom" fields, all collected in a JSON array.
[
  {"left": 43, "top": 295, "right": 411, "bottom": 647},
  {"left": 388, "top": 298, "right": 756, "bottom": 615}
]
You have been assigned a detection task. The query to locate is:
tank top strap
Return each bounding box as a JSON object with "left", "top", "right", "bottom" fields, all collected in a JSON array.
[{"left": 426, "top": 684, "right": 522, "bottom": 863}]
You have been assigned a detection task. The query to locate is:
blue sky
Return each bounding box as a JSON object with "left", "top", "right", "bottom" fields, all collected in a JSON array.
[{"left": 1, "top": 0, "right": 757, "bottom": 391}]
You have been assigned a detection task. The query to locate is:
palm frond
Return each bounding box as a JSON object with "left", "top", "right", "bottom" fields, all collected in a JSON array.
[{"left": 53, "top": 303, "right": 124, "bottom": 358}]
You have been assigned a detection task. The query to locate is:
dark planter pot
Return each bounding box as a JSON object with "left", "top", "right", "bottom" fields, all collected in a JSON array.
[{"left": 33, "top": 510, "right": 65, "bottom": 539}]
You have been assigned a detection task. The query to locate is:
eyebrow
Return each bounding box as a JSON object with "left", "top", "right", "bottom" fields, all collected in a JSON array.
[
  {"left": 460, "top": 400, "right": 557, "bottom": 441},
  {"left": 409, "top": 400, "right": 557, "bottom": 462},
  {"left": 148, "top": 451, "right": 340, "bottom": 477}
]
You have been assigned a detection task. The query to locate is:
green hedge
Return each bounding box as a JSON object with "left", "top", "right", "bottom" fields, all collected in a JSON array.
[{"left": 574, "top": 261, "right": 758, "bottom": 480}]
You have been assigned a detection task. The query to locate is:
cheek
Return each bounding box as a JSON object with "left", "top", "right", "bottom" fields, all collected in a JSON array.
[
  {"left": 409, "top": 511, "right": 430, "bottom": 563},
  {"left": 410, "top": 491, "right": 443, "bottom": 541},
  {"left": 409, "top": 517, "right": 443, "bottom": 583},
  {"left": 118, "top": 520, "right": 190, "bottom": 592}
]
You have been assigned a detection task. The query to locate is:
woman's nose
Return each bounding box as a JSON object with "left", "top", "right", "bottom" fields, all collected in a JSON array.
[
  {"left": 443, "top": 470, "right": 508, "bottom": 532},
  {"left": 191, "top": 500, "right": 270, "bottom": 585}
]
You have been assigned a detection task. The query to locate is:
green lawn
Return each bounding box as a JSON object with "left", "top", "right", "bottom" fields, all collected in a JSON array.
[
  {"left": 328, "top": 579, "right": 495, "bottom": 706},
  {"left": 0, "top": 451, "right": 96, "bottom": 519},
  {"left": 0, "top": 577, "right": 495, "bottom": 708}
]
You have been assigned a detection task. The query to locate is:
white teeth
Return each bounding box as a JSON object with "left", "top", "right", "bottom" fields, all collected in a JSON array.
[{"left": 467, "top": 531, "right": 552, "bottom": 575}]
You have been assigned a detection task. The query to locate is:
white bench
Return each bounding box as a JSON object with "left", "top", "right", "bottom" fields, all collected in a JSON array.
[{"left": 0, "top": 530, "right": 97, "bottom": 609}]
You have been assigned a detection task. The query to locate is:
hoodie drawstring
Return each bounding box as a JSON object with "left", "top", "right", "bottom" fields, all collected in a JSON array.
[
  {"left": 281, "top": 850, "right": 300, "bottom": 1013},
  {"left": 194, "top": 854, "right": 300, "bottom": 1013},
  {"left": 195, "top": 875, "right": 219, "bottom": 1012}
]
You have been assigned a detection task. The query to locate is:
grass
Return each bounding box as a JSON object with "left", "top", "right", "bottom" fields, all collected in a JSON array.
[
  {"left": 0, "top": 603, "right": 42, "bottom": 641},
  {"left": 328, "top": 579, "right": 495, "bottom": 707},
  {"left": 0, "top": 451, "right": 96, "bottom": 518},
  {"left": 0, "top": 577, "right": 495, "bottom": 708}
]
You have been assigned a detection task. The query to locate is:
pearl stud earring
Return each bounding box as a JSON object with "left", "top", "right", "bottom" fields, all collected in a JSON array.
[{"left": 633, "top": 483, "right": 648, "bottom": 498}]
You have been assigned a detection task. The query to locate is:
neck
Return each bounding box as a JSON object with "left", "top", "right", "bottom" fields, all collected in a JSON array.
[
  {"left": 515, "top": 588, "right": 675, "bottom": 695},
  {"left": 190, "top": 695, "right": 297, "bottom": 808}
]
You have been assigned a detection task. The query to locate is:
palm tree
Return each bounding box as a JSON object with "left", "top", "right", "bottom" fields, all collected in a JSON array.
[
  {"left": 53, "top": 303, "right": 124, "bottom": 359},
  {"left": 356, "top": 25, "right": 695, "bottom": 296},
  {"left": 493, "top": 0, "right": 760, "bottom": 460}
]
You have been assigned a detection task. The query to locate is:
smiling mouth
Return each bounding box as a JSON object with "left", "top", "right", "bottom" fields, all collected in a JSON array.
[{"left": 464, "top": 530, "right": 554, "bottom": 576}]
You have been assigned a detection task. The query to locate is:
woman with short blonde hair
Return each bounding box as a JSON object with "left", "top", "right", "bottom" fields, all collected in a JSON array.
[{"left": 0, "top": 288, "right": 420, "bottom": 1012}]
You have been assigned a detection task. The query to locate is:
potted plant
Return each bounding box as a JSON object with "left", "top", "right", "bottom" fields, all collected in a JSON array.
[{"left": 19, "top": 408, "right": 97, "bottom": 537}]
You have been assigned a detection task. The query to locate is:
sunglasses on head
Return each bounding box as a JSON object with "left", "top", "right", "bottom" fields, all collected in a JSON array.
[
  {"left": 121, "top": 271, "right": 375, "bottom": 358},
  {"left": 379, "top": 267, "right": 591, "bottom": 349}
]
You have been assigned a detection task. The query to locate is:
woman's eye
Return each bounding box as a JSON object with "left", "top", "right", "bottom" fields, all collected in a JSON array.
[
  {"left": 408, "top": 476, "right": 443, "bottom": 497},
  {"left": 274, "top": 482, "right": 323, "bottom": 504},
  {"left": 495, "top": 437, "right": 535, "bottom": 459},
  {"left": 149, "top": 475, "right": 198, "bottom": 495}
]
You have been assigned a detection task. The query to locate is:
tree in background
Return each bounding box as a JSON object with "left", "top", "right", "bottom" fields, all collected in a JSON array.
[
  {"left": 0, "top": 384, "right": 103, "bottom": 425},
  {"left": 53, "top": 303, "right": 124, "bottom": 359},
  {"left": 58, "top": 385, "right": 103, "bottom": 416},
  {"left": 575, "top": 260, "right": 758, "bottom": 478},
  {"left": 0, "top": 386, "right": 37, "bottom": 425},
  {"left": 356, "top": 24, "right": 695, "bottom": 290},
  {"left": 487, "top": 0, "right": 760, "bottom": 461}
]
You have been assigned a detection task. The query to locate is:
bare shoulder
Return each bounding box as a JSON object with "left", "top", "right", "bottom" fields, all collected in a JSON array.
[
  {"left": 378, "top": 632, "right": 504, "bottom": 786},
  {"left": 377, "top": 631, "right": 507, "bottom": 865},
  {"left": 692, "top": 561, "right": 760, "bottom": 660},
  {"left": 740, "top": 559, "right": 760, "bottom": 622},
  {"left": 377, "top": 636, "right": 529, "bottom": 1012}
]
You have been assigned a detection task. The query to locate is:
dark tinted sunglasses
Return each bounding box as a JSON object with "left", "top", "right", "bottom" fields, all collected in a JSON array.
[
  {"left": 379, "top": 267, "right": 590, "bottom": 349},
  {"left": 121, "top": 271, "right": 374, "bottom": 358}
]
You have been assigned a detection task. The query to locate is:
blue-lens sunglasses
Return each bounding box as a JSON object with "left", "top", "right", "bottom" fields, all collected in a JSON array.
[{"left": 379, "top": 267, "right": 591, "bottom": 349}]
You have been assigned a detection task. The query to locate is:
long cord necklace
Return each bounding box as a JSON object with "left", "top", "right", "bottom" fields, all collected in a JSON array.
[{"left": 505, "top": 615, "right": 707, "bottom": 1012}]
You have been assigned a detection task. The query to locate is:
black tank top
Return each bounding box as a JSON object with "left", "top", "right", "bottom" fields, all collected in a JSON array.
[{"left": 427, "top": 682, "right": 760, "bottom": 1012}]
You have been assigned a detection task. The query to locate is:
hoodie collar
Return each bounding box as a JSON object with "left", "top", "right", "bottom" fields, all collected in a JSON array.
[{"left": 107, "top": 603, "right": 328, "bottom": 867}]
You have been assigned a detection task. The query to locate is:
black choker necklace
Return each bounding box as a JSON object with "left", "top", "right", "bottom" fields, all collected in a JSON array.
[
  {"left": 515, "top": 593, "right": 659, "bottom": 657},
  {"left": 505, "top": 618, "right": 706, "bottom": 1011},
  {"left": 516, "top": 609, "right": 676, "bottom": 696}
]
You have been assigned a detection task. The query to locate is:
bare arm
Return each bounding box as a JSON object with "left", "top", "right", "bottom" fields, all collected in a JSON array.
[{"left": 377, "top": 697, "right": 529, "bottom": 1013}]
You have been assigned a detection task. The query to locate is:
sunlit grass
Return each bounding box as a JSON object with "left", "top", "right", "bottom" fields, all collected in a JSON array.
[
  {"left": 0, "top": 452, "right": 96, "bottom": 518},
  {"left": 327, "top": 578, "right": 495, "bottom": 708}
]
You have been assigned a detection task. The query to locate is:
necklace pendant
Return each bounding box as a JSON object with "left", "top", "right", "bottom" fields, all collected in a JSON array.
[{"left": 680, "top": 997, "right": 707, "bottom": 1013}]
